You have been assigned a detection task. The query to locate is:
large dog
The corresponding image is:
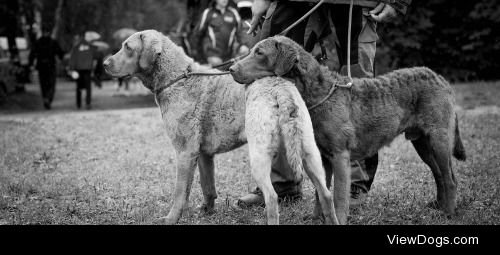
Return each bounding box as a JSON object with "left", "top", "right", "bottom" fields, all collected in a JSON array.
[
  {"left": 245, "top": 77, "right": 337, "bottom": 225},
  {"left": 103, "top": 30, "right": 336, "bottom": 225},
  {"left": 230, "top": 36, "right": 467, "bottom": 224}
]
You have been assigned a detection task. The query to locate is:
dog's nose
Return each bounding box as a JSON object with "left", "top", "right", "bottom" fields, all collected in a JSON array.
[
  {"left": 103, "top": 58, "right": 111, "bottom": 69},
  {"left": 228, "top": 66, "right": 236, "bottom": 73}
]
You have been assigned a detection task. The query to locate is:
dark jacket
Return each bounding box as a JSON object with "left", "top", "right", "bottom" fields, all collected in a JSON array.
[
  {"left": 69, "top": 40, "right": 98, "bottom": 71},
  {"left": 29, "top": 36, "right": 64, "bottom": 70},
  {"left": 290, "top": 0, "right": 411, "bottom": 14},
  {"left": 197, "top": 6, "right": 244, "bottom": 60}
]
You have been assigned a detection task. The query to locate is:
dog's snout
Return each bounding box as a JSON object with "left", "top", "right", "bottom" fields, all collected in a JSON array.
[
  {"left": 103, "top": 58, "right": 113, "bottom": 69},
  {"left": 228, "top": 66, "right": 236, "bottom": 73}
]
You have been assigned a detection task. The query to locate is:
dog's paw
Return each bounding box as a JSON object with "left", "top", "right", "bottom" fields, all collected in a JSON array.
[
  {"left": 426, "top": 200, "right": 441, "bottom": 210},
  {"left": 426, "top": 200, "right": 457, "bottom": 217},
  {"left": 198, "top": 203, "right": 216, "bottom": 216},
  {"left": 302, "top": 213, "right": 324, "bottom": 225},
  {"left": 153, "top": 217, "right": 178, "bottom": 225}
]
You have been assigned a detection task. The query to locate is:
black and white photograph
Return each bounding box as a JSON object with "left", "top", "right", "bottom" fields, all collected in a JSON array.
[{"left": 0, "top": 0, "right": 498, "bottom": 238}]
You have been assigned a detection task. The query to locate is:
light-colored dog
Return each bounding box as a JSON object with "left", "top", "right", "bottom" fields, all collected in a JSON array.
[
  {"left": 103, "top": 30, "right": 336, "bottom": 225},
  {"left": 245, "top": 77, "right": 337, "bottom": 225},
  {"left": 230, "top": 36, "right": 467, "bottom": 224}
]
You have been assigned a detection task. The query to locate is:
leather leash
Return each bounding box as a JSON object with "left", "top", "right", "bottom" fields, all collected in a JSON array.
[{"left": 157, "top": 0, "right": 354, "bottom": 112}]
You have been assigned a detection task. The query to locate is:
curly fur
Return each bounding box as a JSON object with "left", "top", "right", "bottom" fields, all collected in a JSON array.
[
  {"left": 104, "top": 30, "right": 336, "bottom": 225},
  {"left": 105, "top": 30, "right": 247, "bottom": 225},
  {"left": 245, "top": 77, "right": 338, "bottom": 224},
  {"left": 230, "top": 35, "right": 467, "bottom": 224}
]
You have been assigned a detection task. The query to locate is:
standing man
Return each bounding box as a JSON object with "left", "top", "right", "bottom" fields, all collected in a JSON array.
[
  {"left": 197, "top": 0, "right": 250, "bottom": 66},
  {"left": 69, "top": 32, "right": 99, "bottom": 110},
  {"left": 237, "top": 0, "right": 411, "bottom": 209},
  {"left": 29, "top": 27, "right": 64, "bottom": 110}
]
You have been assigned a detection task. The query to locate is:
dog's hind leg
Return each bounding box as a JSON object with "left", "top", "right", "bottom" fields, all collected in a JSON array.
[
  {"left": 302, "top": 141, "right": 338, "bottom": 225},
  {"left": 411, "top": 136, "right": 447, "bottom": 212},
  {"left": 249, "top": 147, "right": 279, "bottom": 225},
  {"left": 198, "top": 153, "right": 217, "bottom": 215},
  {"left": 308, "top": 154, "right": 334, "bottom": 222},
  {"left": 428, "top": 130, "right": 457, "bottom": 215},
  {"left": 332, "top": 150, "right": 351, "bottom": 225},
  {"left": 160, "top": 152, "right": 199, "bottom": 225}
]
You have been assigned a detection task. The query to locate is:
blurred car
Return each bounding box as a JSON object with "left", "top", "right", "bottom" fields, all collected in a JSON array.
[{"left": 0, "top": 37, "right": 31, "bottom": 95}]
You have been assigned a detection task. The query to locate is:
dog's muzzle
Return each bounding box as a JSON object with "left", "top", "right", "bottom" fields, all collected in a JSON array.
[
  {"left": 228, "top": 64, "right": 246, "bottom": 84},
  {"left": 103, "top": 58, "right": 112, "bottom": 72}
]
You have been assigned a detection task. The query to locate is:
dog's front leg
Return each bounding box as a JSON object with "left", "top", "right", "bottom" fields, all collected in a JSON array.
[
  {"left": 331, "top": 150, "right": 351, "bottom": 225},
  {"left": 198, "top": 153, "right": 217, "bottom": 215},
  {"left": 160, "top": 152, "right": 199, "bottom": 225}
]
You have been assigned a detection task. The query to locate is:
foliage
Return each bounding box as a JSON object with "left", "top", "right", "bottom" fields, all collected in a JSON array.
[
  {"left": 2, "top": 0, "right": 500, "bottom": 81},
  {"left": 377, "top": 0, "right": 500, "bottom": 81},
  {"left": 37, "top": 0, "right": 186, "bottom": 51}
]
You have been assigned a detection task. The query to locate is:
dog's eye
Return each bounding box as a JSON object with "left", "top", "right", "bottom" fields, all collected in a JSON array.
[
  {"left": 125, "top": 44, "right": 132, "bottom": 51},
  {"left": 254, "top": 49, "right": 263, "bottom": 56}
]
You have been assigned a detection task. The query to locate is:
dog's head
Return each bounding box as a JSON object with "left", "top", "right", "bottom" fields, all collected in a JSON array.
[
  {"left": 229, "top": 36, "right": 301, "bottom": 84},
  {"left": 104, "top": 30, "right": 163, "bottom": 78}
]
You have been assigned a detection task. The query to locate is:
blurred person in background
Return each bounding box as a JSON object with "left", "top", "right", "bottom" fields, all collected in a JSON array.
[
  {"left": 69, "top": 31, "right": 99, "bottom": 110},
  {"left": 197, "top": 0, "right": 250, "bottom": 66},
  {"left": 92, "top": 51, "right": 104, "bottom": 89},
  {"left": 29, "top": 26, "right": 64, "bottom": 110}
]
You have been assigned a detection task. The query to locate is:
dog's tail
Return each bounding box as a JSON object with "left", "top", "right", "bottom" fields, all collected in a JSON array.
[
  {"left": 453, "top": 113, "right": 467, "bottom": 161},
  {"left": 279, "top": 98, "right": 304, "bottom": 182}
]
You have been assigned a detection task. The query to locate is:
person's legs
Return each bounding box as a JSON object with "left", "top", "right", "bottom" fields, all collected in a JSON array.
[
  {"left": 38, "top": 69, "right": 47, "bottom": 99},
  {"left": 82, "top": 71, "right": 92, "bottom": 108},
  {"left": 265, "top": 1, "right": 312, "bottom": 196},
  {"left": 76, "top": 71, "right": 83, "bottom": 109},
  {"left": 38, "top": 68, "right": 51, "bottom": 109},
  {"left": 331, "top": 5, "right": 380, "bottom": 204},
  {"left": 47, "top": 67, "right": 57, "bottom": 105},
  {"left": 237, "top": 1, "right": 312, "bottom": 208}
]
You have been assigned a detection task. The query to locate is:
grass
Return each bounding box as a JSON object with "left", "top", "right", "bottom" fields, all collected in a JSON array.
[{"left": 0, "top": 81, "right": 499, "bottom": 225}]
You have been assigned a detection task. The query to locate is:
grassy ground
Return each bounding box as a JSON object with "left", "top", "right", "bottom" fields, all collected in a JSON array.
[{"left": 0, "top": 81, "right": 499, "bottom": 225}]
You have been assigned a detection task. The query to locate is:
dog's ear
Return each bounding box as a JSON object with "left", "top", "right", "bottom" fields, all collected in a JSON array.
[
  {"left": 139, "top": 31, "right": 163, "bottom": 70},
  {"left": 274, "top": 41, "right": 298, "bottom": 76}
]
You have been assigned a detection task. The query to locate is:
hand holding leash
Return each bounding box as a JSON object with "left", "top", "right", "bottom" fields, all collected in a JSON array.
[
  {"left": 368, "top": 3, "right": 398, "bottom": 22},
  {"left": 247, "top": 0, "right": 271, "bottom": 36}
]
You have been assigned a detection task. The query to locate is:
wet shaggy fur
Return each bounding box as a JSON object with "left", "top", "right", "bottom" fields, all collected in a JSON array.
[
  {"left": 104, "top": 30, "right": 334, "bottom": 225},
  {"left": 245, "top": 77, "right": 337, "bottom": 225},
  {"left": 105, "top": 30, "right": 248, "bottom": 225},
  {"left": 230, "top": 36, "right": 467, "bottom": 224}
]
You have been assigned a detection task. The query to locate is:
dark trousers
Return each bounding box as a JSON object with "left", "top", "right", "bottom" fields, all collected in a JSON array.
[
  {"left": 76, "top": 70, "right": 92, "bottom": 108},
  {"left": 38, "top": 66, "right": 57, "bottom": 105},
  {"left": 261, "top": 1, "right": 379, "bottom": 193}
]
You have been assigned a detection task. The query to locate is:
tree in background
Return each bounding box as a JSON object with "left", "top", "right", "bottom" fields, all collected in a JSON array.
[
  {"left": 3, "top": 0, "right": 500, "bottom": 82},
  {"left": 377, "top": 0, "right": 500, "bottom": 81}
]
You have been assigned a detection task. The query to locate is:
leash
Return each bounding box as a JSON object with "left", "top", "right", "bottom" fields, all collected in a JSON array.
[
  {"left": 153, "top": 65, "right": 230, "bottom": 95},
  {"left": 279, "top": 0, "right": 326, "bottom": 36},
  {"left": 156, "top": 0, "right": 327, "bottom": 94},
  {"left": 158, "top": 0, "right": 353, "bottom": 110},
  {"left": 212, "top": 0, "right": 327, "bottom": 70},
  {"left": 307, "top": 81, "right": 338, "bottom": 111},
  {"left": 345, "top": 0, "right": 354, "bottom": 87},
  {"left": 308, "top": 0, "right": 354, "bottom": 110}
]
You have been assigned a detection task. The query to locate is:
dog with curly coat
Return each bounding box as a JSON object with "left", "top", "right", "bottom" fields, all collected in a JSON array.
[
  {"left": 103, "top": 30, "right": 337, "bottom": 225},
  {"left": 230, "top": 36, "right": 467, "bottom": 224},
  {"left": 245, "top": 76, "right": 338, "bottom": 225}
]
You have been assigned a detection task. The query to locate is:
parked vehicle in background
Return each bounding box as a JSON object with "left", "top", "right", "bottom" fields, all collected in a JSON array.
[{"left": 0, "top": 37, "right": 31, "bottom": 98}]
